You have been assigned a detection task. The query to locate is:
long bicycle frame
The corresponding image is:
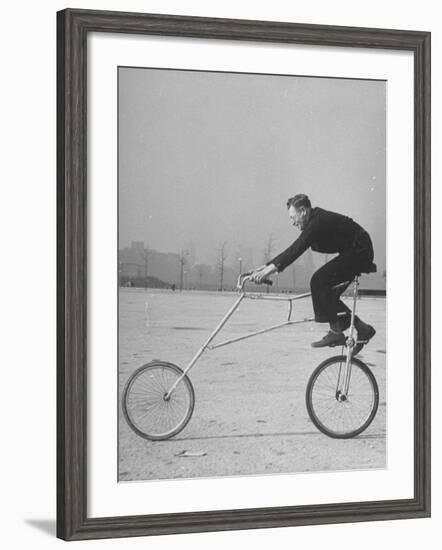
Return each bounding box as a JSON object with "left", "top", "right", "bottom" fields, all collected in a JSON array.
[
  {"left": 165, "top": 274, "right": 361, "bottom": 400},
  {"left": 164, "top": 275, "right": 314, "bottom": 398}
]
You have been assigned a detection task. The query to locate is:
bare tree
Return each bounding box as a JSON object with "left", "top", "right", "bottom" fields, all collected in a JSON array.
[
  {"left": 263, "top": 233, "right": 276, "bottom": 264},
  {"left": 263, "top": 233, "right": 276, "bottom": 293},
  {"left": 143, "top": 247, "right": 149, "bottom": 288},
  {"left": 196, "top": 264, "right": 206, "bottom": 290},
  {"left": 216, "top": 242, "right": 228, "bottom": 291},
  {"left": 178, "top": 249, "right": 189, "bottom": 291}
]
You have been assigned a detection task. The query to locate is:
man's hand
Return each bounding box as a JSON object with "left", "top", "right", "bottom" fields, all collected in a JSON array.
[{"left": 250, "top": 264, "right": 277, "bottom": 284}]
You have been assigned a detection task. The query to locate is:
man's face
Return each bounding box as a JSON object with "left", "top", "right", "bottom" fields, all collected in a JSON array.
[{"left": 288, "top": 205, "right": 307, "bottom": 230}]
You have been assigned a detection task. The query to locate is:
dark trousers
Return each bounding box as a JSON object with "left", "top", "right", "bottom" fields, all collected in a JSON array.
[{"left": 310, "top": 231, "right": 374, "bottom": 328}]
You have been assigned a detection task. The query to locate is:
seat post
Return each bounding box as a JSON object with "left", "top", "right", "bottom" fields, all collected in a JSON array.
[{"left": 349, "top": 276, "right": 359, "bottom": 338}]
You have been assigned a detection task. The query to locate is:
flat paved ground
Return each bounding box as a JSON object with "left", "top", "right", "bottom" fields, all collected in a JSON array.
[{"left": 118, "top": 288, "right": 386, "bottom": 482}]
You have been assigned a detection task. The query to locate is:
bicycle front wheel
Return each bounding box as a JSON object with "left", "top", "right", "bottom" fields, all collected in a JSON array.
[
  {"left": 123, "top": 361, "right": 195, "bottom": 441},
  {"left": 306, "top": 355, "right": 379, "bottom": 439}
]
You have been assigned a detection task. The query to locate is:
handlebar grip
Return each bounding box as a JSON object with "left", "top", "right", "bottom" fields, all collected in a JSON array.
[{"left": 238, "top": 272, "right": 273, "bottom": 286}]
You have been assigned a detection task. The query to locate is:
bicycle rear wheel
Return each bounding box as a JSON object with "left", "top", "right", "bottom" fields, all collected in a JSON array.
[
  {"left": 123, "top": 361, "right": 195, "bottom": 440},
  {"left": 306, "top": 355, "right": 379, "bottom": 438}
]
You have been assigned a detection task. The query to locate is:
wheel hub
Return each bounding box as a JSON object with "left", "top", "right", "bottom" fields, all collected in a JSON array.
[{"left": 335, "top": 390, "right": 347, "bottom": 402}]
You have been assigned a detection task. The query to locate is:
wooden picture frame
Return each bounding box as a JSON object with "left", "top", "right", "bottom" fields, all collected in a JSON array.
[{"left": 57, "top": 8, "right": 431, "bottom": 541}]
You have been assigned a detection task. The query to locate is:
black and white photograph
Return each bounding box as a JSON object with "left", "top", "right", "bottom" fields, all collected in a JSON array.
[
  {"left": 118, "top": 66, "right": 387, "bottom": 482},
  {"left": 1, "top": 0, "right": 436, "bottom": 545}
]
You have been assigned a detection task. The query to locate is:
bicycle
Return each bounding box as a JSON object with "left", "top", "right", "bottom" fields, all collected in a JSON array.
[{"left": 122, "top": 268, "right": 379, "bottom": 441}]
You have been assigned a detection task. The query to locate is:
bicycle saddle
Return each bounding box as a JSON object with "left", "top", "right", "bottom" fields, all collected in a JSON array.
[
  {"left": 365, "top": 262, "right": 377, "bottom": 273},
  {"left": 355, "top": 263, "right": 377, "bottom": 276}
]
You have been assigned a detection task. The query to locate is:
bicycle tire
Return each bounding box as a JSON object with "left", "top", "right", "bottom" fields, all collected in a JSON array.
[
  {"left": 122, "top": 361, "right": 195, "bottom": 441},
  {"left": 306, "top": 355, "right": 379, "bottom": 439}
]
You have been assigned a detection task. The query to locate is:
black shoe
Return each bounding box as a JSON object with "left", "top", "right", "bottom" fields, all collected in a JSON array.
[
  {"left": 357, "top": 324, "right": 376, "bottom": 344},
  {"left": 311, "top": 331, "right": 346, "bottom": 348}
]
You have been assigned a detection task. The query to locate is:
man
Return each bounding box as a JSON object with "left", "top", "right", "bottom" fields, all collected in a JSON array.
[{"left": 250, "top": 194, "right": 376, "bottom": 348}]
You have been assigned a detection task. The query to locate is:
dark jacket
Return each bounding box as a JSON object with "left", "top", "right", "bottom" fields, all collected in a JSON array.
[{"left": 268, "top": 207, "right": 373, "bottom": 272}]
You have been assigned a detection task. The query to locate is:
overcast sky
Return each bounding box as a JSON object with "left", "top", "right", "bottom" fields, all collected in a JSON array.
[{"left": 118, "top": 67, "right": 386, "bottom": 272}]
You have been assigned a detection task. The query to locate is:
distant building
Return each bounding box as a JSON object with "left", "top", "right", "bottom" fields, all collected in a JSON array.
[
  {"left": 119, "top": 241, "right": 180, "bottom": 286},
  {"left": 130, "top": 241, "right": 145, "bottom": 255}
]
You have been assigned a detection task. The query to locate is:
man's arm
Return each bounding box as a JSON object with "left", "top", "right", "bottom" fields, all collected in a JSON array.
[
  {"left": 268, "top": 232, "right": 311, "bottom": 273},
  {"left": 250, "top": 213, "right": 318, "bottom": 283}
]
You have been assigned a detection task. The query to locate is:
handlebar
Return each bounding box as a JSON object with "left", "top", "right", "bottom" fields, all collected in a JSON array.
[{"left": 237, "top": 271, "right": 273, "bottom": 290}]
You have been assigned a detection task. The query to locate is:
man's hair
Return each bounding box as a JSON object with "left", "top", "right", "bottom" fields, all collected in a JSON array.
[{"left": 286, "top": 194, "right": 312, "bottom": 210}]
